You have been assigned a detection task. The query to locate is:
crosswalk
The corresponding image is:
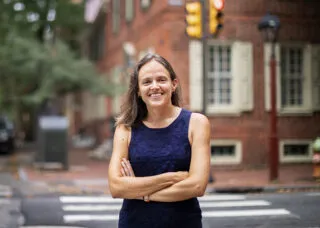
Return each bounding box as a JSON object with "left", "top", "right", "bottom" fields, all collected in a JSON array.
[
  {"left": 0, "top": 184, "right": 12, "bottom": 197},
  {"left": 59, "top": 194, "right": 291, "bottom": 224}
]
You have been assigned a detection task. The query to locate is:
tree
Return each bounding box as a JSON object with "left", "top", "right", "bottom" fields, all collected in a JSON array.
[{"left": 0, "top": 0, "right": 117, "bottom": 133}]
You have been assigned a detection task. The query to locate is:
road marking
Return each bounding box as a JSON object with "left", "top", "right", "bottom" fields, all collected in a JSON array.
[
  {"left": 63, "top": 209, "right": 291, "bottom": 222},
  {"left": 202, "top": 209, "right": 291, "bottom": 217},
  {"left": 62, "top": 200, "right": 270, "bottom": 212},
  {"left": 64, "top": 214, "right": 119, "bottom": 222},
  {"left": 21, "top": 226, "right": 86, "bottom": 228},
  {"left": 0, "top": 185, "right": 12, "bottom": 197},
  {"left": 60, "top": 196, "right": 122, "bottom": 203},
  {"left": 306, "top": 192, "right": 320, "bottom": 196},
  {"left": 60, "top": 195, "right": 292, "bottom": 223},
  {"left": 198, "top": 195, "right": 245, "bottom": 201},
  {"left": 0, "top": 199, "right": 10, "bottom": 204},
  {"left": 200, "top": 200, "right": 270, "bottom": 208},
  {"left": 63, "top": 204, "right": 121, "bottom": 211},
  {"left": 60, "top": 195, "right": 245, "bottom": 204}
]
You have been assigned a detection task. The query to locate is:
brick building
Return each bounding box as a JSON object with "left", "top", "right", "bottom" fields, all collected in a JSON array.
[{"left": 82, "top": 0, "right": 320, "bottom": 167}]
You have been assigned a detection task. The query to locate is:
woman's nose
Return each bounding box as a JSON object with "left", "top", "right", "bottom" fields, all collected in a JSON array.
[{"left": 151, "top": 80, "right": 159, "bottom": 88}]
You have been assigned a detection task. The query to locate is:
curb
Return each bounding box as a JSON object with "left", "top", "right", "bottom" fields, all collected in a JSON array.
[{"left": 263, "top": 185, "right": 320, "bottom": 193}]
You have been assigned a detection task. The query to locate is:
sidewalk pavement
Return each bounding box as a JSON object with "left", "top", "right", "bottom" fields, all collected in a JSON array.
[{"left": 1, "top": 148, "right": 320, "bottom": 197}]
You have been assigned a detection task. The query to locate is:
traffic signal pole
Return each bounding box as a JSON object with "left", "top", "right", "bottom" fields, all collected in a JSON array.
[
  {"left": 201, "top": 0, "right": 208, "bottom": 115},
  {"left": 200, "top": 0, "right": 215, "bottom": 183}
]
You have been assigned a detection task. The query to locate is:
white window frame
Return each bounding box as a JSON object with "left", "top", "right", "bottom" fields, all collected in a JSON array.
[
  {"left": 206, "top": 43, "right": 234, "bottom": 112},
  {"left": 264, "top": 43, "right": 313, "bottom": 115},
  {"left": 206, "top": 41, "right": 238, "bottom": 115},
  {"left": 279, "top": 139, "right": 313, "bottom": 163},
  {"left": 210, "top": 140, "right": 242, "bottom": 165},
  {"left": 280, "top": 45, "right": 304, "bottom": 108},
  {"left": 190, "top": 40, "right": 253, "bottom": 116}
]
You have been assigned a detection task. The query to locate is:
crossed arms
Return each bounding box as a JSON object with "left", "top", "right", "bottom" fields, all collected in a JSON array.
[{"left": 108, "top": 113, "right": 211, "bottom": 202}]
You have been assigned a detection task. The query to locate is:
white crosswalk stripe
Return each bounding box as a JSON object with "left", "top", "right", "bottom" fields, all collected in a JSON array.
[
  {"left": 59, "top": 195, "right": 292, "bottom": 223},
  {"left": 0, "top": 184, "right": 12, "bottom": 197}
]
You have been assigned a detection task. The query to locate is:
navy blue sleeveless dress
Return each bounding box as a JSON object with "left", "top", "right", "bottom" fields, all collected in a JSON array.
[{"left": 118, "top": 108, "right": 202, "bottom": 228}]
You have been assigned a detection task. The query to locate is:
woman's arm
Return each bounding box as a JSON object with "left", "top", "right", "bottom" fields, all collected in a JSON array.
[
  {"left": 108, "top": 124, "right": 188, "bottom": 199},
  {"left": 146, "top": 113, "right": 211, "bottom": 202}
]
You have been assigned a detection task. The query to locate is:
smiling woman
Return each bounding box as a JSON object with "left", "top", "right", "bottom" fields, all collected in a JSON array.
[{"left": 108, "top": 53, "right": 211, "bottom": 228}]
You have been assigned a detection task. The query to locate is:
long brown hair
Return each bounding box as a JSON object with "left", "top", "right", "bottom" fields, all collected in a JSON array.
[{"left": 115, "top": 53, "right": 182, "bottom": 128}]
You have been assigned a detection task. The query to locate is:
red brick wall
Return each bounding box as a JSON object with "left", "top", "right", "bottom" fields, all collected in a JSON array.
[{"left": 97, "top": 0, "right": 320, "bottom": 166}]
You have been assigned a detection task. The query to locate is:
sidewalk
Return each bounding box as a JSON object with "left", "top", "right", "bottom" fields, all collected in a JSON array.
[{"left": 3, "top": 148, "right": 320, "bottom": 196}]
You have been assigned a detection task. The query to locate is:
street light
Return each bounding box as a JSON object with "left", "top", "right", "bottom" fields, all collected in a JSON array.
[{"left": 258, "top": 13, "right": 281, "bottom": 181}]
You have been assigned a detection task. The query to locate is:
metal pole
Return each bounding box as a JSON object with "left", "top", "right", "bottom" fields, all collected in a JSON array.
[
  {"left": 201, "top": 0, "right": 208, "bottom": 115},
  {"left": 201, "top": 0, "right": 214, "bottom": 183},
  {"left": 269, "top": 41, "right": 279, "bottom": 181}
]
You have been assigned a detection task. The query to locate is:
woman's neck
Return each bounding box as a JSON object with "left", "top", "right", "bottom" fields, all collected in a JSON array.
[{"left": 145, "top": 105, "right": 179, "bottom": 124}]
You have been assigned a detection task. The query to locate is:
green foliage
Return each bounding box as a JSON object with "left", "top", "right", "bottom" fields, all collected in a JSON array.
[
  {"left": 0, "top": 34, "right": 116, "bottom": 106},
  {"left": 0, "top": 0, "right": 116, "bottom": 112},
  {"left": 0, "top": 0, "right": 85, "bottom": 41}
]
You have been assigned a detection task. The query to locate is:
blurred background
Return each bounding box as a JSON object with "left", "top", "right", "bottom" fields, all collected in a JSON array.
[
  {"left": 0, "top": 0, "right": 320, "bottom": 227},
  {"left": 0, "top": 0, "right": 319, "bottom": 171}
]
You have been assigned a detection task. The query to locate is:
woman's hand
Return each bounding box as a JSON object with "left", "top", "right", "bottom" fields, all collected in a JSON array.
[
  {"left": 120, "top": 158, "right": 135, "bottom": 177},
  {"left": 121, "top": 158, "right": 147, "bottom": 200}
]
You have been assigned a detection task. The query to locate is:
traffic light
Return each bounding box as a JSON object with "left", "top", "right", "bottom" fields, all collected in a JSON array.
[
  {"left": 185, "top": 2, "right": 202, "bottom": 39},
  {"left": 209, "top": 0, "right": 224, "bottom": 35}
]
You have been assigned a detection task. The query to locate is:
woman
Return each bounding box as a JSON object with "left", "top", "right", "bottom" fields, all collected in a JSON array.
[{"left": 108, "top": 53, "right": 211, "bottom": 228}]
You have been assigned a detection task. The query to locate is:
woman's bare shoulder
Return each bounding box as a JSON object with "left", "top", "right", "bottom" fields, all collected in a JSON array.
[
  {"left": 114, "top": 124, "right": 131, "bottom": 140},
  {"left": 190, "top": 112, "right": 210, "bottom": 127}
]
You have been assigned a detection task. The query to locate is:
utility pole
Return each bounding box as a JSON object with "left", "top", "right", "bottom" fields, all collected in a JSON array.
[
  {"left": 200, "top": 0, "right": 215, "bottom": 183},
  {"left": 201, "top": 0, "right": 208, "bottom": 115},
  {"left": 185, "top": 0, "right": 225, "bottom": 183}
]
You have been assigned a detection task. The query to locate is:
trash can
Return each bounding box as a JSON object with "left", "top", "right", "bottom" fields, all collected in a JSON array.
[{"left": 36, "top": 116, "right": 69, "bottom": 170}]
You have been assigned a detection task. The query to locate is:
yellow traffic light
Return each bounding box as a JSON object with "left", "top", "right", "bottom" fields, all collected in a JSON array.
[
  {"left": 185, "top": 2, "right": 202, "bottom": 38},
  {"left": 209, "top": 0, "right": 224, "bottom": 35}
]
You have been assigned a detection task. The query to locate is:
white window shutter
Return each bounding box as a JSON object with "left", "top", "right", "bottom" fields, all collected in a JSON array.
[
  {"left": 264, "top": 43, "right": 281, "bottom": 111},
  {"left": 302, "top": 45, "right": 313, "bottom": 111},
  {"left": 311, "top": 45, "right": 320, "bottom": 111},
  {"left": 189, "top": 40, "right": 203, "bottom": 112},
  {"left": 232, "top": 41, "right": 254, "bottom": 111}
]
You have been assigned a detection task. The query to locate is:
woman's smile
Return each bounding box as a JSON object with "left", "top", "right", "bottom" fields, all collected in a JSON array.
[{"left": 138, "top": 60, "right": 177, "bottom": 107}]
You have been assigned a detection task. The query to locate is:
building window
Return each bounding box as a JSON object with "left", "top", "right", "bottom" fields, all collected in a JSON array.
[
  {"left": 264, "top": 44, "right": 320, "bottom": 114},
  {"left": 210, "top": 140, "right": 242, "bottom": 165},
  {"left": 284, "top": 144, "right": 309, "bottom": 156},
  {"left": 125, "top": 0, "right": 134, "bottom": 22},
  {"left": 189, "top": 41, "right": 253, "bottom": 114},
  {"left": 208, "top": 45, "right": 232, "bottom": 105},
  {"left": 112, "top": 0, "right": 120, "bottom": 34},
  {"left": 211, "top": 145, "right": 234, "bottom": 156},
  {"left": 280, "top": 140, "right": 313, "bottom": 163},
  {"left": 281, "top": 47, "right": 303, "bottom": 107},
  {"left": 89, "top": 20, "right": 105, "bottom": 61}
]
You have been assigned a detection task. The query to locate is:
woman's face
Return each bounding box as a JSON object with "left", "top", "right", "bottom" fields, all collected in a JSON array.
[{"left": 138, "top": 60, "right": 177, "bottom": 108}]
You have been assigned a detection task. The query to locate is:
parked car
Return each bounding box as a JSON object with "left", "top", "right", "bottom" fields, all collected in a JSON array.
[{"left": 0, "top": 115, "right": 15, "bottom": 154}]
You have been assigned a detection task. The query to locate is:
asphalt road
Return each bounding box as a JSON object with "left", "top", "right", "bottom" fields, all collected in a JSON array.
[{"left": 19, "top": 192, "right": 320, "bottom": 228}]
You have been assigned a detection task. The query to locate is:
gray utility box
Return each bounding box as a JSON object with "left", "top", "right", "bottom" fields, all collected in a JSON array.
[{"left": 36, "top": 116, "right": 69, "bottom": 170}]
